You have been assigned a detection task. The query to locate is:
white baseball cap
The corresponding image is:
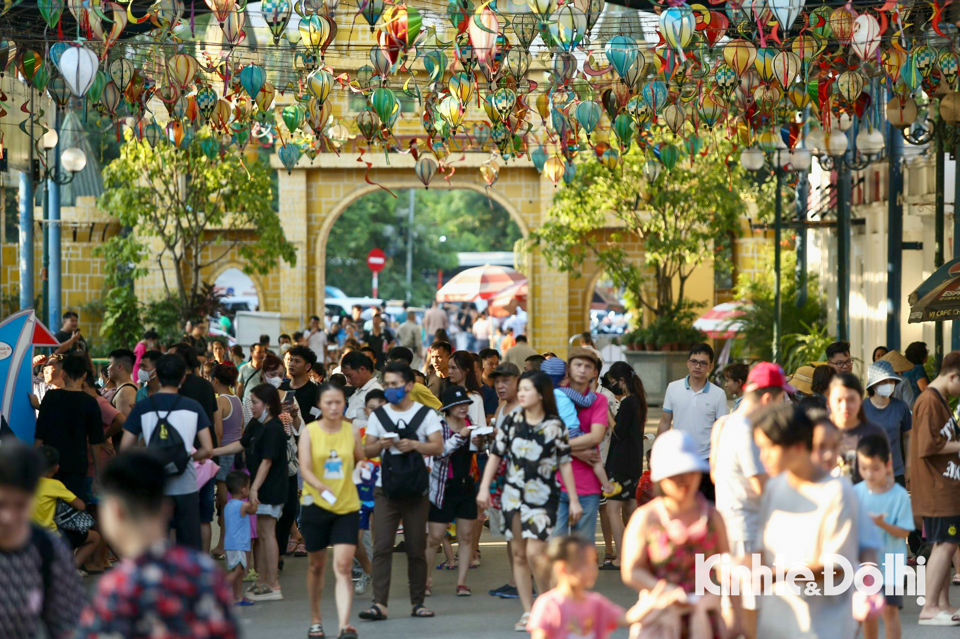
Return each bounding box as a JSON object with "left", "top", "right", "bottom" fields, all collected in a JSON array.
[{"left": 650, "top": 430, "right": 710, "bottom": 482}]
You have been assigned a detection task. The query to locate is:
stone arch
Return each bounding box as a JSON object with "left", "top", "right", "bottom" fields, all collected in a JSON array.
[
  {"left": 313, "top": 179, "right": 532, "bottom": 315},
  {"left": 208, "top": 261, "right": 267, "bottom": 311},
  {"left": 581, "top": 268, "right": 608, "bottom": 335}
]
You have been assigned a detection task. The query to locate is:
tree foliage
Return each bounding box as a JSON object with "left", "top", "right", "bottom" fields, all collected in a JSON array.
[
  {"left": 97, "top": 128, "right": 296, "bottom": 324},
  {"left": 530, "top": 140, "right": 757, "bottom": 319},
  {"left": 326, "top": 189, "right": 521, "bottom": 304}
]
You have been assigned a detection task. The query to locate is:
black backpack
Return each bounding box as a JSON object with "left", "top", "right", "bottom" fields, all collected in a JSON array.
[
  {"left": 375, "top": 406, "right": 431, "bottom": 499},
  {"left": 147, "top": 396, "right": 191, "bottom": 476}
]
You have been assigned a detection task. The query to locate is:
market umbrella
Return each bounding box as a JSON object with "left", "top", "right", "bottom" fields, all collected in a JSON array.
[
  {"left": 489, "top": 281, "right": 528, "bottom": 317},
  {"left": 693, "top": 302, "right": 748, "bottom": 339},
  {"left": 908, "top": 257, "right": 960, "bottom": 323},
  {"left": 436, "top": 264, "right": 526, "bottom": 303}
]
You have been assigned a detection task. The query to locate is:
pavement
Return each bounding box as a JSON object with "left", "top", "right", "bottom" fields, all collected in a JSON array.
[{"left": 227, "top": 540, "right": 950, "bottom": 639}]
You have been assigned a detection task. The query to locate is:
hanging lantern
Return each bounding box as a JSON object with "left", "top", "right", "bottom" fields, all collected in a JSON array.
[
  {"left": 221, "top": 8, "right": 246, "bottom": 46},
  {"left": 468, "top": 5, "right": 499, "bottom": 70},
  {"left": 278, "top": 142, "right": 302, "bottom": 173},
  {"left": 850, "top": 14, "right": 880, "bottom": 61},
  {"left": 768, "top": 0, "right": 804, "bottom": 31},
  {"left": 480, "top": 161, "right": 499, "bottom": 186},
  {"left": 574, "top": 100, "right": 601, "bottom": 135},
  {"left": 168, "top": 53, "right": 199, "bottom": 89},
  {"left": 306, "top": 68, "right": 333, "bottom": 104},
  {"left": 551, "top": 5, "right": 587, "bottom": 52},
  {"left": 604, "top": 35, "right": 638, "bottom": 81},
  {"left": 239, "top": 64, "right": 266, "bottom": 100},
  {"left": 255, "top": 81, "right": 276, "bottom": 112},
  {"left": 356, "top": 109, "right": 381, "bottom": 142},
  {"left": 659, "top": 4, "right": 695, "bottom": 57},
  {"left": 282, "top": 103, "right": 306, "bottom": 132},
  {"left": 56, "top": 45, "right": 98, "bottom": 98},
  {"left": 415, "top": 156, "right": 438, "bottom": 187},
  {"left": 448, "top": 72, "right": 473, "bottom": 104},
  {"left": 360, "top": 0, "right": 385, "bottom": 30},
  {"left": 661, "top": 103, "right": 685, "bottom": 133},
  {"left": 543, "top": 156, "right": 564, "bottom": 186},
  {"left": 437, "top": 95, "right": 464, "bottom": 131},
  {"left": 722, "top": 39, "right": 756, "bottom": 77},
  {"left": 511, "top": 12, "right": 538, "bottom": 48},
  {"left": 261, "top": 0, "right": 293, "bottom": 44},
  {"left": 204, "top": 0, "right": 236, "bottom": 23}
]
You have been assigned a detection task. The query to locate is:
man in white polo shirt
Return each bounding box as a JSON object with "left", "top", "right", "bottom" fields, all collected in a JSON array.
[{"left": 656, "top": 343, "right": 727, "bottom": 501}]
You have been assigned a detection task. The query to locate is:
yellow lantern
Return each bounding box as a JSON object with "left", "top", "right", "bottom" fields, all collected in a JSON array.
[{"left": 543, "top": 156, "right": 565, "bottom": 186}]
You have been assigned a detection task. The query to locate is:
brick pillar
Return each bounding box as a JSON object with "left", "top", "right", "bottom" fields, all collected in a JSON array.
[{"left": 277, "top": 170, "right": 308, "bottom": 333}]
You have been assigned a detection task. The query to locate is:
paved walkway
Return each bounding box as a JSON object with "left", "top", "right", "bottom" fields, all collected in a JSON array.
[{"left": 229, "top": 540, "right": 948, "bottom": 639}]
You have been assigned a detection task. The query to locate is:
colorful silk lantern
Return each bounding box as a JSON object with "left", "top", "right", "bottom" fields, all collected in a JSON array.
[
  {"left": 415, "top": 156, "right": 438, "bottom": 187},
  {"left": 56, "top": 45, "right": 98, "bottom": 98}
]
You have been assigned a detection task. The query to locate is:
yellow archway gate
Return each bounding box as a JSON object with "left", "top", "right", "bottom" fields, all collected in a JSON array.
[{"left": 269, "top": 151, "right": 631, "bottom": 356}]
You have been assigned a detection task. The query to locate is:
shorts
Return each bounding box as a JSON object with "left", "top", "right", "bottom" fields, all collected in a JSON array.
[
  {"left": 226, "top": 550, "right": 248, "bottom": 571},
  {"left": 257, "top": 503, "right": 283, "bottom": 519},
  {"left": 216, "top": 455, "right": 236, "bottom": 482},
  {"left": 606, "top": 475, "right": 638, "bottom": 502},
  {"left": 61, "top": 528, "right": 89, "bottom": 550},
  {"left": 723, "top": 539, "right": 757, "bottom": 611},
  {"left": 429, "top": 480, "right": 478, "bottom": 523},
  {"left": 83, "top": 476, "right": 99, "bottom": 505},
  {"left": 199, "top": 478, "right": 216, "bottom": 523},
  {"left": 300, "top": 505, "right": 360, "bottom": 551},
  {"left": 359, "top": 502, "right": 374, "bottom": 531},
  {"left": 923, "top": 516, "right": 960, "bottom": 544},
  {"left": 884, "top": 594, "right": 903, "bottom": 609}
]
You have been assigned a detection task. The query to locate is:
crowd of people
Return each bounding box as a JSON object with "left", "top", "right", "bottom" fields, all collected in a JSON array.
[{"left": 0, "top": 306, "right": 954, "bottom": 639}]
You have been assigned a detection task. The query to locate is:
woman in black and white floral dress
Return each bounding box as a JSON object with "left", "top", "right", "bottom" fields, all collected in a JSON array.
[{"left": 478, "top": 371, "right": 582, "bottom": 632}]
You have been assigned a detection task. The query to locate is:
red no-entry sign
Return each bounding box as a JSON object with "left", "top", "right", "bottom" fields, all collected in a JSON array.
[{"left": 367, "top": 249, "right": 386, "bottom": 273}]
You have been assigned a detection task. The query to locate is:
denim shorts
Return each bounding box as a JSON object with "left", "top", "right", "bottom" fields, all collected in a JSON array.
[
  {"left": 257, "top": 503, "right": 283, "bottom": 519},
  {"left": 215, "top": 454, "right": 236, "bottom": 482}
]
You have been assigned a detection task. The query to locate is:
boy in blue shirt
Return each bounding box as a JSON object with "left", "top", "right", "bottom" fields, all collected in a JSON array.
[
  {"left": 854, "top": 434, "right": 914, "bottom": 639},
  {"left": 224, "top": 471, "right": 257, "bottom": 606}
]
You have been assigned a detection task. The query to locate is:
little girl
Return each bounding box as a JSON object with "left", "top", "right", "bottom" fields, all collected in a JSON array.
[
  {"left": 620, "top": 430, "right": 736, "bottom": 639},
  {"left": 527, "top": 535, "right": 684, "bottom": 639}
]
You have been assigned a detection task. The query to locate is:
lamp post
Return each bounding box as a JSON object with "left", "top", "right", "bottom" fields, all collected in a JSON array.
[{"left": 741, "top": 144, "right": 811, "bottom": 364}]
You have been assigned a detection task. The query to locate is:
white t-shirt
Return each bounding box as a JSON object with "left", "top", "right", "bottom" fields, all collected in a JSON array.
[
  {"left": 365, "top": 402, "right": 443, "bottom": 487},
  {"left": 663, "top": 376, "right": 728, "bottom": 460},
  {"left": 713, "top": 413, "right": 765, "bottom": 544},
  {"left": 757, "top": 473, "right": 859, "bottom": 639},
  {"left": 305, "top": 328, "right": 327, "bottom": 362},
  {"left": 345, "top": 377, "right": 382, "bottom": 431}
]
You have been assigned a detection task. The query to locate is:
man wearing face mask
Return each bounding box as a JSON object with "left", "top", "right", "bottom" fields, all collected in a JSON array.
[
  {"left": 135, "top": 351, "right": 163, "bottom": 402},
  {"left": 862, "top": 360, "right": 912, "bottom": 487},
  {"left": 361, "top": 362, "right": 443, "bottom": 622}
]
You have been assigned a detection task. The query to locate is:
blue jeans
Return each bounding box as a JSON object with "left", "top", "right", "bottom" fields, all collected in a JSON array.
[{"left": 552, "top": 492, "right": 601, "bottom": 540}]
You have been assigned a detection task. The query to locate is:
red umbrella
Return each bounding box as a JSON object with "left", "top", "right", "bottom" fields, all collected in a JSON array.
[
  {"left": 435, "top": 264, "right": 527, "bottom": 302},
  {"left": 489, "top": 281, "right": 528, "bottom": 317}
]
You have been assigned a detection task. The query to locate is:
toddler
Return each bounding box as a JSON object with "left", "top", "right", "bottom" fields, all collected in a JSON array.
[{"left": 224, "top": 471, "right": 257, "bottom": 605}]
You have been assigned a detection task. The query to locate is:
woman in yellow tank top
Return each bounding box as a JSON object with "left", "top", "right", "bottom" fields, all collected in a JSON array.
[{"left": 298, "top": 382, "right": 368, "bottom": 639}]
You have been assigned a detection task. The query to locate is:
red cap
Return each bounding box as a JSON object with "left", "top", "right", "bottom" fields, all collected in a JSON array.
[{"left": 744, "top": 362, "right": 795, "bottom": 393}]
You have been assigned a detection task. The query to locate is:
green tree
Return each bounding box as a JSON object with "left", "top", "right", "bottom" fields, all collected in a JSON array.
[
  {"left": 326, "top": 189, "right": 520, "bottom": 305},
  {"left": 530, "top": 140, "right": 757, "bottom": 319},
  {"left": 733, "top": 247, "right": 827, "bottom": 362},
  {"left": 97, "top": 128, "right": 296, "bottom": 324}
]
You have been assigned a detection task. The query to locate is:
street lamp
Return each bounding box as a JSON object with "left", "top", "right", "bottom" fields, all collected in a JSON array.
[{"left": 741, "top": 143, "right": 809, "bottom": 364}]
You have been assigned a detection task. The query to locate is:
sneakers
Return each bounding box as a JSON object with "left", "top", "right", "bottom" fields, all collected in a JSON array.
[
  {"left": 247, "top": 586, "right": 283, "bottom": 602},
  {"left": 489, "top": 583, "right": 512, "bottom": 597},
  {"left": 499, "top": 586, "right": 521, "bottom": 599},
  {"left": 354, "top": 572, "right": 371, "bottom": 595},
  {"left": 243, "top": 569, "right": 259, "bottom": 583},
  {"left": 352, "top": 558, "right": 363, "bottom": 581},
  {"left": 515, "top": 612, "right": 530, "bottom": 632}
]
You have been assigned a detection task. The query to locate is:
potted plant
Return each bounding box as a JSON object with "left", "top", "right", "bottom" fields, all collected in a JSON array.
[{"left": 643, "top": 326, "right": 656, "bottom": 351}]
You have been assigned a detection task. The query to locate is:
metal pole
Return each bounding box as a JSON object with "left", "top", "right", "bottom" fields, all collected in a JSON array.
[
  {"left": 48, "top": 109, "right": 62, "bottom": 329},
  {"left": 886, "top": 124, "right": 904, "bottom": 351},
  {"left": 41, "top": 165, "right": 49, "bottom": 322},
  {"left": 935, "top": 132, "right": 945, "bottom": 368},
  {"left": 405, "top": 189, "right": 414, "bottom": 302},
  {"left": 795, "top": 170, "right": 809, "bottom": 308},
  {"left": 774, "top": 169, "right": 783, "bottom": 364},
  {"left": 18, "top": 90, "right": 35, "bottom": 311},
  {"left": 837, "top": 160, "right": 852, "bottom": 342},
  {"left": 953, "top": 138, "right": 960, "bottom": 352}
]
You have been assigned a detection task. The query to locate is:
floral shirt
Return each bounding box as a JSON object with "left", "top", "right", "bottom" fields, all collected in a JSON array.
[
  {"left": 491, "top": 412, "right": 571, "bottom": 540},
  {"left": 77, "top": 542, "right": 238, "bottom": 639}
]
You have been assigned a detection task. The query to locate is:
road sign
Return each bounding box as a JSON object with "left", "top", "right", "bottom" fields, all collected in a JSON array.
[{"left": 367, "top": 249, "right": 386, "bottom": 273}]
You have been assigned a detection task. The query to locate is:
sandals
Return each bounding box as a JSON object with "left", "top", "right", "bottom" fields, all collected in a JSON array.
[
  {"left": 515, "top": 612, "right": 531, "bottom": 632},
  {"left": 599, "top": 560, "right": 619, "bottom": 571},
  {"left": 308, "top": 623, "right": 325, "bottom": 638},
  {"left": 210, "top": 551, "right": 226, "bottom": 560},
  {"left": 436, "top": 560, "right": 457, "bottom": 570},
  {"left": 359, "top": 605, "right": 388, "bottom": 621},
  {"left": 338, "top": 626, "right": 359, "bottom": 639},
  {"left": 457, "top": 585, "right": 472, "bottom": 597},
  {"left": 411, "top": 604, "right": 435, "bottom": 618}
]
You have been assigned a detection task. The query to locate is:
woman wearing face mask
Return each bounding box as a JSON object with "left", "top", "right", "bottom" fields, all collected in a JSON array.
[
  {"left": 826, "top": 373, "right": 887, "bottom": 484},
  {"left": 862, "top": 361, "right": 912, "bottom": 487},
  {"left": 213, "top": 383, "right": 289, "bottom": 602}
]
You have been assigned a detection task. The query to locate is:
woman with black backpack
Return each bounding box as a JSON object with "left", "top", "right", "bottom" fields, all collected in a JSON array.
[{"left": 213, "top": 383, "right": 288, "bottom": 603}]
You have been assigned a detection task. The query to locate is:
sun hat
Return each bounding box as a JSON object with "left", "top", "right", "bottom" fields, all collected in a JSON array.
[
  {"left": 880, "top": 350, "right": 913, "bottom": 374},
  {"left": 650, "top": 430, "right": 710, "bottom": 482},
  {"left": 541, "top": 357, "right": 566, "bottom": 384},
  {"left": 568, "top": 346, "right": 602, "bottom": 370},
  {"left": 440, "top": 385, "right": 473, "bottom": 412},
  {"left": 489, "top": 362, "right": 520, "bottom": 378},
  {"left": 744, "top": 362, "right": 795, "bottom": 394},
  {"left": 787, "top": 365, "right": 815, "bottom": 395},
  {"left": 866, "top": 360, "right": 901, "bottom": 390}
]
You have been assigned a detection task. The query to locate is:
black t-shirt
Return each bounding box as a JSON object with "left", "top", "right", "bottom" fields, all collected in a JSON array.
[
  {"left": 240, "top": 417, "right": 288, "bottom": 505},
  {"left": 363, "top": 330, "right": 394, "bottom": 364},
  {"left": 179, "top": 374, "right": 218, "bottom": 448},
  {"left": 53, "top": 330, "right": 88, "bottom": 353},
  {"left": 606, "top": 394, "right": 644, "bottom": 481},
  {"left": 280, "top": 379, "right": 321, "bottom": 422},
  {"left": 35, "top": 389, "right": 104, "bottom": 474},
  {"left": 183, "top": 334, "right": 208, "bottom": 356}
]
